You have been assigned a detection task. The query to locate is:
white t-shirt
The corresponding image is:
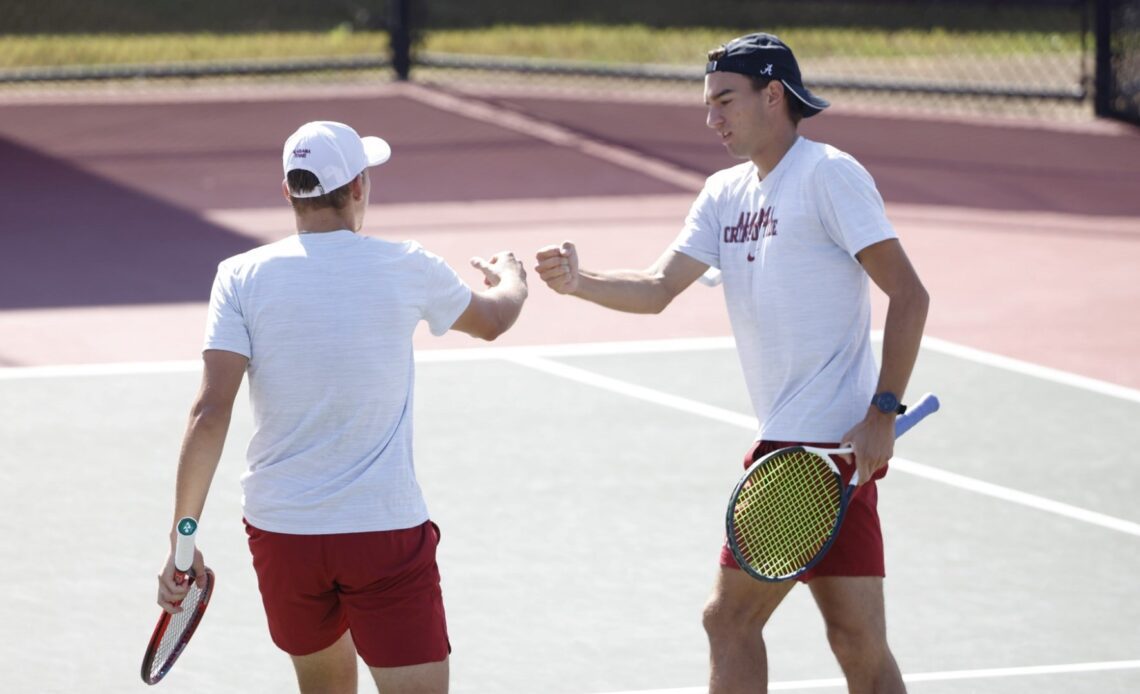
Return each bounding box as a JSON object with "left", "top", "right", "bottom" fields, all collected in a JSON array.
[
  {"left": 671, "top": 137, "right": 897, "bottom": 441},
  {"left": 204, "top": 230, "right": 472, "bottom": 534}
]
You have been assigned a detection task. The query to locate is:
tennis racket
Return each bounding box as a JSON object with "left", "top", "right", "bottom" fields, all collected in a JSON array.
[
  {"left": 726, "top": 393, "right": 940, "bottom": 582},
  {"left": 141, "top": 517, "right": 214, "bottom": 685}
]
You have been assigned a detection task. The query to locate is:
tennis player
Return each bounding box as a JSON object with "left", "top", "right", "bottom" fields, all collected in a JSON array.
[
  {"left": 156, "top": 120, "right": 528, "bottom": 693},
  {"left": 535, "top": 34, "right": 928, "bottom": 693}
]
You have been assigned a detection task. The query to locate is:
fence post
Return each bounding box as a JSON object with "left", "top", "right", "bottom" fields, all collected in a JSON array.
[
  {"left": 1094, "top": 0, "right": 1111, "bottom": 117},
  {"left": 389, "top": 0, "right": 412, "bottom": 81}
]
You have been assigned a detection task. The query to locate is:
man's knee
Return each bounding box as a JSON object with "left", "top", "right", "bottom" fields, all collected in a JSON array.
[
  {"left": 701, "top": 595, "right": 735, "bottom": 639},
  {"left": 701, "top": 592, "right": 768, "bottom": 643},
  {"left": 824, "top": 621, "right": 890, "bottom": 668},
  {"left": 703, "top": 568, "right": 793, "bottom": 642}
]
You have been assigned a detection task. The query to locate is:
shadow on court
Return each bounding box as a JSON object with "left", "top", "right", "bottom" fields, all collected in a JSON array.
[{"left": 0, "top": 136, "right": 257, "bottom": 309}]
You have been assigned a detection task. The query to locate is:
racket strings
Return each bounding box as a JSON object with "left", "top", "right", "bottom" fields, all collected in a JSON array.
[
  {"left": 145, "top": 580, "right": 207, "bottom": 681},
  {"left": 732, "top": 450, "right": 842, "bottom": 577}
]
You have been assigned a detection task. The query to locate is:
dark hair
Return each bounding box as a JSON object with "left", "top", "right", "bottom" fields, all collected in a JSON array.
[
  {"left": 706, "top": 46, "right": 805, "bottom": 126},
  {"left": 286, "top": 169, "right": 354, "bottom": 212}
]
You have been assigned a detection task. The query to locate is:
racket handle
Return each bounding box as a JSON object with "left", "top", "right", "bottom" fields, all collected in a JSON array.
[
  {"left": 894, "top": 393, "right": 940, "bottom": 438},
  {"left": 173, "top": 517, "right": 199, "bottom": 574}
]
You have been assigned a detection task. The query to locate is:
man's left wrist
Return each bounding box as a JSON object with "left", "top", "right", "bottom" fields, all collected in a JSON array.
[{"left": 870, "top": 391, "right": 906, "bottom": 416}]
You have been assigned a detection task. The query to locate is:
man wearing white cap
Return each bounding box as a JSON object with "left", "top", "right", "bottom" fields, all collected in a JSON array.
[
  {"left": 535, "top": 34, "right": 927, "bottom": 693},
  {"left": 157, "top": 120, "right": 527, "bottom": 693}
]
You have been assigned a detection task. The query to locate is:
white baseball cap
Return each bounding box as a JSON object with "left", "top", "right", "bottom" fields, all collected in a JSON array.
[{"left": 282, "top": 121, "right": 392, "bottom": 198}]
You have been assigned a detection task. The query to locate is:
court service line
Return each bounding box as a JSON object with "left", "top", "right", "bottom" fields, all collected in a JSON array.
[
  {"left": 503, "top": 353, "right": 1140, "bottom": 538},
  {"left": 503, "top": 352, "right": 757, "bottom": 430},
  {"left": 436, "top": 334, "right": 1140, "bottom": 406},
  {"left": 0, "top": 360, "right": 201, "bottom": 380},
  {"left": 888, "top": 458, "right": 1140, "bottom": 537},
  {"left": 0, "top": 337, "right": 740, "bottom": 380},
  {"left": 4, "top": 342, "right": 1136, "bottom": 534},
  {"left": 590, "top": 658, "right": 1140, "bottom": 693},
  {"left": 919, "top": 335, "right": 1140, "bottom": 404},
  {"left": 4, "top": 332, "right": 1140, "bottom": 407}
]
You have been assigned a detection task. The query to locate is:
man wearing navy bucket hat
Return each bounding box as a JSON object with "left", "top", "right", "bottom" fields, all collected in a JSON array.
[{"left": 536, "top": 34, "right": 928, "bottom": 693}]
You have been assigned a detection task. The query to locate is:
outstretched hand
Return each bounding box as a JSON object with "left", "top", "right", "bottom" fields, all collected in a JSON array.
[
  {"left": 534, "top": 241, "right": 580, "bottom": 294},
  {"left": 470, "top": 251, "right": 526, "bottom": 288}
]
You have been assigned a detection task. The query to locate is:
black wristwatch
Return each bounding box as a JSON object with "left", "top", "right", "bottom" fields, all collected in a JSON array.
[{"left": 871, "top": 391, "right": 907, "bottom": 415}]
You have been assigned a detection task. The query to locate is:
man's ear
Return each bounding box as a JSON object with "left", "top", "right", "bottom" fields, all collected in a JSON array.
[
  {"left": 768, "top": 80, "right": 785, "bottom": 108},
  {"left": 350, "top": 174, "right": 366, "bottom": 201},
  {"left": 281, "top": 178, "right": 292, "bottom": 201}
]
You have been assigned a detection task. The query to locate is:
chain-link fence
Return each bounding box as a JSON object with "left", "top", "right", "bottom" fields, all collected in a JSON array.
[
  {"left": 0, "top": 0, "right": 1112, "bottom": 122},
  {"left": 0, "top": 0, "right": 392, "bottom": 82}
]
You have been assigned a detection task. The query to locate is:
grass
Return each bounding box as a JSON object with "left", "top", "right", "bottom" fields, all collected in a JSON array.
[
  {"left": 0, "top": 29, "right": 387, "bottom": 69},
  {"left": 0, "top": 24, "right": 1085, "bottom": 70},
  {"left": 422, "top": 25, "right": 1084, "bottom": 62}
]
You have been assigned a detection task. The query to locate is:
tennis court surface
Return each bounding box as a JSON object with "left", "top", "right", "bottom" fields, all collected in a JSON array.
[{"left": 1, "top": 80, "right": 1138, "bottom": 692}]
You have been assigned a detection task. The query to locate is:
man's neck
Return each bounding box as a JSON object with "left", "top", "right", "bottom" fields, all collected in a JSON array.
[
  {"left": 752, "top": 128, "right": 799, "bottom": 180},
  {"left": 294, "top": 210, "right": 357, "bottom": 234}
]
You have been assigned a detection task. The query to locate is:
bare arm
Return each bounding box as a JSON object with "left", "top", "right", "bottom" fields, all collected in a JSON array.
[
  {"left": 841, "top": 238, "right": 930, "bottom": 484},
  {"left": 157, "top": 349, "right": 246, "bottom": 612},
  {"left": 450, "top": 251, "right": 529, "bottom": 341},
  {"left": 534, "top": 241, "right": 710, "bottom": 314}
]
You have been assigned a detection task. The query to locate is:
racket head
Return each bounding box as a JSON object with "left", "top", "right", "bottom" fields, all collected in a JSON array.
[
  {"left": 140, "top": 568, "right": 214, "bottom": 685},
  {"left": 726, "top": 446, "right": 850, "bottom": 582}
]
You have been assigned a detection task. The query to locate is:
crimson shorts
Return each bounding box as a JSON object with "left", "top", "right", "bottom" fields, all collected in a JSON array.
[
  {"left": 720, "top": 440, "right": 887, "bottom": 582},
  {"left": 244, "top": 519, "right": 450, "bottom": 668}
]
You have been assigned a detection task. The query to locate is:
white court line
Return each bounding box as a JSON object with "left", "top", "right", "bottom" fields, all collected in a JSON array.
[
  {"left": 3, "top": 343, "right": 1137, "bottom": 530},
  {"left": 919, "top": 335, "right": 1140, "bottom": 404},
  {"left": 0, "top": 359, "right": 201, "bottom": 380},
  {"left": 889, "top": 458, "right": 1140, "bottom": 537},
  {"left": 5, "top": 333, "right": 1138, "bottom": 405},
  {"left": 590, "top": 658, "right": 1140, "bottom": 693},
  {"left": 502, "top": 353, "right": 1140, "bottom": 538},
  {"left": 0, "top": 337, "right": 738, "bottom": 379},
  {"left": 418, "top": 336, "right": 738, "bottom": 362},
  {"left": 504, "top": 352, "right": 757, "bottom": 430}
]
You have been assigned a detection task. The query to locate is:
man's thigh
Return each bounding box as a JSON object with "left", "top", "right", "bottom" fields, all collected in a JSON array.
[
  {"left": 368, "top": 658, "right": 449, "bottom": 694},
  {"left": 807, "top": 576, "right": 888, "bottom": 636},
  {"left": 708, "top": 566, "right": 797, "bottom": 626}
]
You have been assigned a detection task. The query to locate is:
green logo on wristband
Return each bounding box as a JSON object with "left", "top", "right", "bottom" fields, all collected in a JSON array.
[{"left": 177, "top": 518, "right": 198, "bottom": 536}]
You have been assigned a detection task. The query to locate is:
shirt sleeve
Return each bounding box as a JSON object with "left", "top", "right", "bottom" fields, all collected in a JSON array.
[
  {"left": 417, "top": 246, "right": 474, "bottom": 336},
  {"left": 669, "top": 178, "right": 722, "bottom": 269},
  {"left": 203, "top": 260, "right": 252, "bottom": 358},
  {"left": 812, "top": 153, "right": 898, "bottom": 257}
]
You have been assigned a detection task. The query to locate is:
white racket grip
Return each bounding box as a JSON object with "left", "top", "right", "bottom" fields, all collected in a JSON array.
[{"left": 173, "top": 517, "right": 199, "bottom": 574}]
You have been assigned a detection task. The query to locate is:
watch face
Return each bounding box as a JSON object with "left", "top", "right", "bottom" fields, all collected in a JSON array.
[{"left": 875, "top": 392, "right": 899, "bottom": 413}]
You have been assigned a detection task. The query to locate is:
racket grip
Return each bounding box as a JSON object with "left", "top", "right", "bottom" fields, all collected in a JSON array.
[
  {"left": 173, "top": 517, "right": 199, "bottom": 574},
  {"left": 894, "top": 393, "right": 940, "bottom": 438}
]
